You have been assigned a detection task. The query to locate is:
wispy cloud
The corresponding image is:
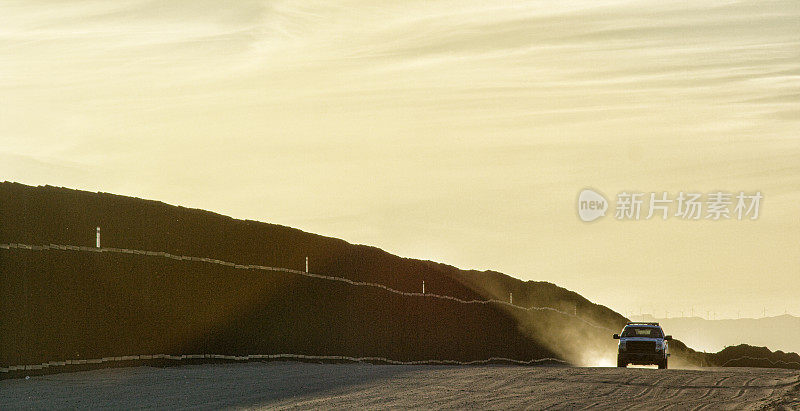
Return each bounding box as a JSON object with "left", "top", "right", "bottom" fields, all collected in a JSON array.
[{"left": 1, "top": 0, "right": 799, "bottom": 317}]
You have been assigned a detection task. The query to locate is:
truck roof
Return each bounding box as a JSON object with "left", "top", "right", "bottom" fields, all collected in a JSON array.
[{"left": 625, "top": 322, "right": 660, "bottom": 327}]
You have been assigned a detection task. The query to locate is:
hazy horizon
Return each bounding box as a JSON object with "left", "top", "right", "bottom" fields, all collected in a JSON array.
[
  {"left": 2, "top": 0, "right": 799, "bottom": 319},
  {"left": 631, "top": 313, "right": 800, "bottom": 354}
]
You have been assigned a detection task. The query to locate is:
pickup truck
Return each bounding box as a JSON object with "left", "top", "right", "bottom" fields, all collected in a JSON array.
[{"left": 613, "top": 322, "right": 672, "bottom": 369}]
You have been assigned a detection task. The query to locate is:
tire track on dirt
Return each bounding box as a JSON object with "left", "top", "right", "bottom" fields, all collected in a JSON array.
[
  {"left": 729, "top": 375, "right": 760, "bottom": 401},
  {"left": 654, "top": 375, "right": 702, "bottom": 410},
  {"left": 629, "top": 373, "right": 671, "bottom": 400},
  {"left": 693, "top": 374, "right": 731, "bottom": 402},
  {"left": 579, "top": 376, "right": 639, "bottom": 410}
]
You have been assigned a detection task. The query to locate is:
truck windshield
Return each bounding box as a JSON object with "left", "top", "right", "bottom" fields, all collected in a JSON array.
[{"left": 622, "top": 327, "right": 663, "bottom": 338}]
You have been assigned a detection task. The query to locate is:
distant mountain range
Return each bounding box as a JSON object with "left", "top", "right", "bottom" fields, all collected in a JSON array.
[
  {"left": 0, "top": 182, "right": 796, "bottom": 377},
  {"left": 632, "top": 314, "right": 800, "bottom": 354}
]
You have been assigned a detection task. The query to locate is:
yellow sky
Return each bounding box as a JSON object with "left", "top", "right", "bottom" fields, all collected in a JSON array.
[{"left": 2, "top": 0, "right": 799, "bottom": 318}]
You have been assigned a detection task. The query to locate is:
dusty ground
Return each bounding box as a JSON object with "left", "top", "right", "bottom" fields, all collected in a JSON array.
[{"left": 1, "top": 362, "right": 799, "bottom": 409}]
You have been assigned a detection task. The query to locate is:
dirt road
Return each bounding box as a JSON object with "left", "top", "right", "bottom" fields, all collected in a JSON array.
[{"left": 2, "top": 363, "right": 798, "bottom": 409}]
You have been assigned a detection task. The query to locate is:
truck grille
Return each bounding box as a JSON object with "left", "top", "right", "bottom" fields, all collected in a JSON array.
[{"left": 627, "top": 341, "right": 656, "bottom": 353}]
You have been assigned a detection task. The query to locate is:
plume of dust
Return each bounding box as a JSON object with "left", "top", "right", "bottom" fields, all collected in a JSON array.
[
  {"left": 504, "top": 303, "right": 620, "bottom": 367},
  {"left": 448, "top": 271, "right": 623, "bottom": 367}
]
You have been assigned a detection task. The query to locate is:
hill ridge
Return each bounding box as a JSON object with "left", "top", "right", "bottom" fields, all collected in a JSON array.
[{"left": 1, "top": 181, "right": 797, "bottom": 376}]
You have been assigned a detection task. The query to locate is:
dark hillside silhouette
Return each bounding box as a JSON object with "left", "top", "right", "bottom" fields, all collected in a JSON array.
[{"left": 0, "top": 182, "right": 795, "bottom": 377}]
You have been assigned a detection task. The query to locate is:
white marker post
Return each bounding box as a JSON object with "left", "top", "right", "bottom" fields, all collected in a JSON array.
[
  {"left": 96, "top": 227, "right": 101, "bottom": 248},
  {"left": 305, "top": 257, "right": 308, "bottom": 273},
  {"left": 510, "top": 292, "right": 513, "bottom": 304},
  {"left": 422, "top": 281, "right": 425, "bottom": 294}
]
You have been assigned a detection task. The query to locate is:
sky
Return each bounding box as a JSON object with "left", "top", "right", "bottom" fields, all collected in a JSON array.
[{"left": 2, "top": 0, "right": 799, "bottom": 319}]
